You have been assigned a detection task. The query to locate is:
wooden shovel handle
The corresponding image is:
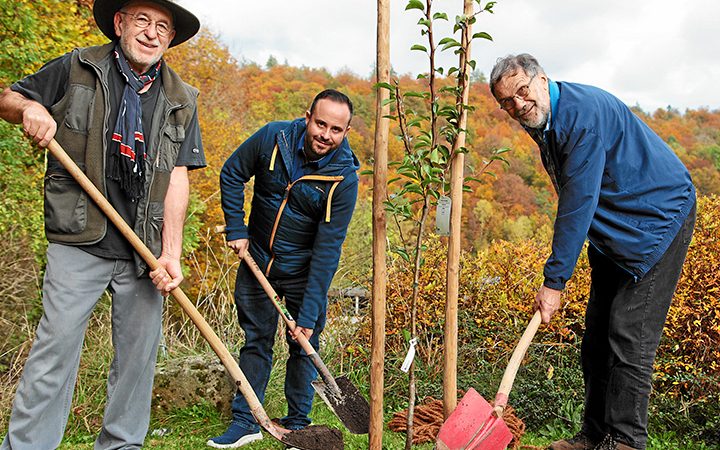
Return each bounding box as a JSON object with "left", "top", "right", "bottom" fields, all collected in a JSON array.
[
  {"left": 45, "top": 139, "right": 272, "bottom": 426},
  {"left": 493, "top": 310, "right": 542, "bottom": 417},
  {"left": 241, "top": 253, "right": 341, "bottom": 394}
]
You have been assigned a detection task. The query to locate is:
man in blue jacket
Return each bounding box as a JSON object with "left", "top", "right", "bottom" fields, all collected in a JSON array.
[
  {"left": 209, "top": 89, "right": 359, "bottom": 448},
  {"left": 490, "top": 54, "right": 695, "bottom": 450}
]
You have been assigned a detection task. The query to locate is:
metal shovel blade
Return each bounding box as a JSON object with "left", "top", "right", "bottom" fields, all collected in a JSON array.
[
  {"left": 312, "top": 375, "right": 370, "bottom": 434},
  {"left": 435, "top": 388, "right": 512, "bottom": 450}
]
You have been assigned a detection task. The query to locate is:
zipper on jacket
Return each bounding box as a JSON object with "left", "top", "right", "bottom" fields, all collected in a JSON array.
[{"left": 264, "top": 174, "right": 344, "bottom": 277}]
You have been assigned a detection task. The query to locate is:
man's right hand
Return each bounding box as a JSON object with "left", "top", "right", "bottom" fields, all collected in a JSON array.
[
  {"left": 535, "top": 285, "right": 562, "bottom": 324},
  {"left": 227, "top": 238, "right": 249, "bottom": 259},
  {"left": 0, "top": 88, "right": 56, "bottom": 148},
  {"left": 22, "top": 101, "right": 56, "bottom": 147}
]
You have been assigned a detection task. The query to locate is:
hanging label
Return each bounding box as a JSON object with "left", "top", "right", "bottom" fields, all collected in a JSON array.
[
  {"left": 436, "top": 195, "right": 451, "bottom": 236},
  {"left": 400, "top": 338, "right": 418, "bottom": 373}
]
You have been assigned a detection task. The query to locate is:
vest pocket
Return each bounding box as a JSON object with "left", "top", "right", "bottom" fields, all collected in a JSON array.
[
  {"left": 146, "top": 201, "right": 165, "bottom": 257},
  {"left": 44, "top": 172, "right": 88, "bottom": 234},
  {"left": 156, "top": 124, "right": 185, "bottom": 172},
  {"left": 62, "top": 84, "right": 95, "bottom": 134}
]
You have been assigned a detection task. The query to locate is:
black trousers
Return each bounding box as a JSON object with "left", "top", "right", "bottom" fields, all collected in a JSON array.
[{"left": 582, "top": 204, "right": 696, "bottom": 449}]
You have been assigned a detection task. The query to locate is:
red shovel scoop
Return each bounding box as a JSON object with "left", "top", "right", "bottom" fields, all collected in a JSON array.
[{"left": 436, "top": 310, "right": 542, "bottom": 450}]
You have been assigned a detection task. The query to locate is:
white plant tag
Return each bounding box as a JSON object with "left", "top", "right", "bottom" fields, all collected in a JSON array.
[
  {"left": 436, "top": 195, "right": 451, "bottom": 236},
  {"left": 400, "top": 338, "right": 418, "bottom": 373}
]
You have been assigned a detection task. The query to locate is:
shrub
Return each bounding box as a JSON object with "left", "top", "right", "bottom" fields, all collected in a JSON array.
[{"left": 351, "top": 194, "right": 719, "bottom": 439}]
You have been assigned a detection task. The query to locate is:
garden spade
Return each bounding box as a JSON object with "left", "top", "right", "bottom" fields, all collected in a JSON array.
[
  {"left": 436, "top": 310, "right": 542, "bottom": 450},
  {"left": 45, "top": 139, "right": 343, "bottom": 450},
  {"left": 241, "top": 252, "right": 371, "bottom": 434}
]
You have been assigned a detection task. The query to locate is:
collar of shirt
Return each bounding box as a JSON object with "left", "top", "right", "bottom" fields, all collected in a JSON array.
[
  {"left": 292, "top": 131, "right": 333, "bottom": 181},
  {"left": 524, "top": 79, "right": 560, "bottom": 143},
  {"left": 548, "top": 79, "right": 559, "bottom": 131}
]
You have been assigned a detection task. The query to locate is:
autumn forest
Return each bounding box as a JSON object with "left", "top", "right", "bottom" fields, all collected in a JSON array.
[{"left": 1, "top": 0, "right": 719, "bottom": 448}]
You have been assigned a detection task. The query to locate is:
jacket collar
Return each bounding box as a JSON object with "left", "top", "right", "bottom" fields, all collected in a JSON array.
[{"left": 277, "top": 117, "right": 359, "bottom": 176}]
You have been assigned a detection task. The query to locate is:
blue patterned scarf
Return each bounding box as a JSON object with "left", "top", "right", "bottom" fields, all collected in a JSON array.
[{"left": 108, "top": 44, "right": 161, "bottom": 201}]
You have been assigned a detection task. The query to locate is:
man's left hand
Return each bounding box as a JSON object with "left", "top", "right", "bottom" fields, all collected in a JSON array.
[
  {"left": 288, "top": 326, "right": 313, "bottom": 342},
  {"left": 150, "top": 254, "right": 184, "bottom": 294}
]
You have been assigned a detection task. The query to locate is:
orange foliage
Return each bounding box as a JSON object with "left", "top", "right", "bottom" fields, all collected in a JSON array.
[
  {"left": 155, "top": 32, "right": 720, "bottom": 312},
  {"left": 656, "top": 194, "right": 720, "bottom": 398},
  {"left": 353, "top": 196, "right": 718, "bottom": 402}
]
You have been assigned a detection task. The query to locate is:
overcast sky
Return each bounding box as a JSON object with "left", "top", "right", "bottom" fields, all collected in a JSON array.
[{"left": 180, "top": 0, "right": 720, "bottom": 113}]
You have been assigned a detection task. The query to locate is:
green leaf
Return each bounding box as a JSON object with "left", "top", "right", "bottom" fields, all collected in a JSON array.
[
  {"left": 472, "top": 31, "right": 493, "bottom": 41},
  {"left": 403, "top": 91, "right": 427, "bottom": 99},
  {"left": 417, "top": 18, "right": 432, "bottom": 28},
  {"left": 441, "top": 40, "right": 461, "bottom": 51},
  {"left": 433, "top": 12, "right": 448, "bottom": 21},
  {"left": 405, "top": 0, "right": 424, "bottom": 11},
  {"left": 430, "top": 148, "right": 440, "bottom": 163},
  {"left": 468, "top": 59, "right": 477, "bottom": 70},
  {"left": 437, "top": 37, "right": 459, "bottom": 46},
  {"left": 411, "top": 44, "right": 428, "bottom": 53},
  {"left": 381, "top": 97, "right": 395, "bottom": 107},
  {"left": 375, "top": 81, "right": 395, "bottom": 91},
  {"left": 360, "top": 169, "right": 374, "bottom": 176}
]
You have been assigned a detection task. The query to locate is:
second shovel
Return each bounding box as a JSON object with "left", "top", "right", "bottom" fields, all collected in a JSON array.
[{"left": 243, "top": 253, "right": 370, "bottom": 434}]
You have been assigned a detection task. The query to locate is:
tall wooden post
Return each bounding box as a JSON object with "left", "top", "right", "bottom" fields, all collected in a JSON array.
[
  {"left": 444, "top": 0, "right": 474, "bottom": 418},
  {"left": 370, "top": 0, "right": 390, "bottom": 448}
]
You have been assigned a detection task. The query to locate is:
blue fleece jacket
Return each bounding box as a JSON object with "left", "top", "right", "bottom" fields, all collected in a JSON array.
[
  {"left": 531, "top": 81, "right": 695, "bottom": 290},
  {"left": 220, "top": 118, "right": 360, "bottom": 328}
]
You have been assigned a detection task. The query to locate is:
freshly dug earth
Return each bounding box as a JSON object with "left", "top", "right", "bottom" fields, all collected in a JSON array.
[{"left": 283, "top": 425, "right": 343, "bottom": 450}]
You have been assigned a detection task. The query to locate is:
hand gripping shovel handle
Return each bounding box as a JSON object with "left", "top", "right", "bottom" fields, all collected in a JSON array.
[
  {"left": 241, "top": 253, "right": 342, "bottom": 396},
  {"left": 492, "top": 310, "right": 542, "bottom": 418},
  {"left": 45, "top": 139, "right": 282, "bottom": 438}
]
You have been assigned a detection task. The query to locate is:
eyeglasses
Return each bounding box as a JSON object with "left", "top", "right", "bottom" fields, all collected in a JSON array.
[
  {"left": 498, "top": 74, "right": 536, "bottom": 111},
  {"left": 119, "top": 11, "right": 173, "bottom": 38}
]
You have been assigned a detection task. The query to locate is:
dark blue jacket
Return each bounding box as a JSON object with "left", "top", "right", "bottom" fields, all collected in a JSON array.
[
  {"left": 220, "top": 118, "right": 359, "bottom": 328},
  {"left": 534, "top": 81, "right": 695, "bottom": 290}
]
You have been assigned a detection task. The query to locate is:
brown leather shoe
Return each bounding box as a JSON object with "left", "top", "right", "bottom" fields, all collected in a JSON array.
[
  {"left": 549, "top": 431, "right": 599, "bottom": 450},
  {"left": 592, "top": 434, "right": 638, "bottom": 450}
]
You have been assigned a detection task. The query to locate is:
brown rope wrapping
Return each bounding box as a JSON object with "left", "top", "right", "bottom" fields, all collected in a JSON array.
[{"left": 387, "top": 395, "right": 527, "bottom": 448}]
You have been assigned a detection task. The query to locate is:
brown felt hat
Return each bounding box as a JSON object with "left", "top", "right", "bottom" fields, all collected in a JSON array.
[{"left": 93, "top": 0, "right": 200, "bottom": 47}]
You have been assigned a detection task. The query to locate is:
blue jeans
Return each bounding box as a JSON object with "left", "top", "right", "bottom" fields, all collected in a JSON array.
[
  {"left": 230, "top": 263, "right": 325, "bottom": 432},
  {"left": 582, "top": 204, "right": 695, "bottom": 449}
]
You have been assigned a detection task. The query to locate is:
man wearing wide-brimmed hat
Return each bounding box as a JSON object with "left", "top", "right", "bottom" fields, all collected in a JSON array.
[{"left": 0, "top": 1, "right": 205, "bottom": 448}]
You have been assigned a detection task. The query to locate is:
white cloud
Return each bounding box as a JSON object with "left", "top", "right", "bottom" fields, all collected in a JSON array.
[{"left": 179, "top": 0, "right": 720, "bottom": 112}]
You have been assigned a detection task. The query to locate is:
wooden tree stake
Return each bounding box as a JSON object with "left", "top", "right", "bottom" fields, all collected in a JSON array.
[{"left": 370, "top": 0, "right": 390, "bottom": 448}]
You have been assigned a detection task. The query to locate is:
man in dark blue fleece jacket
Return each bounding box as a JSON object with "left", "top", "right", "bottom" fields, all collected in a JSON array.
[
  {"left": 490, "top": 54, "right": 695, "bottom": 450},
  {"left": 210, "top": 89, "right": 359, "bottom": 448}
]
